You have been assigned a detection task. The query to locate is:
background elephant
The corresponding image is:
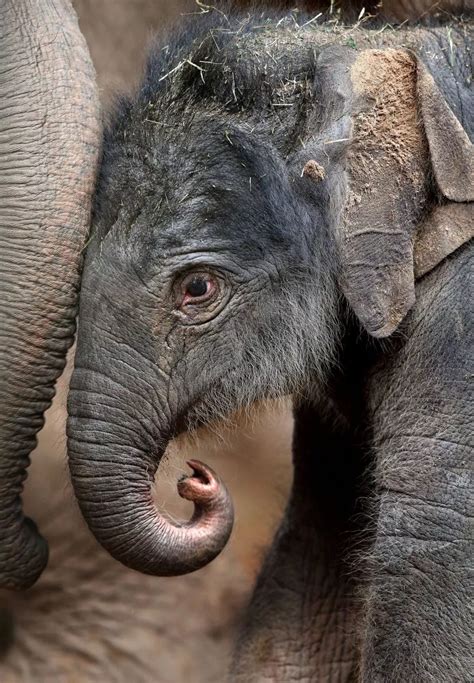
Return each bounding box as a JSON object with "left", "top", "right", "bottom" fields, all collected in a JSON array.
[
  {"left": 66, "top": 6, "right": 472, "bottom": 682},
  {"left": 0, "top": 0, "right": 101, "bottom": 590}
]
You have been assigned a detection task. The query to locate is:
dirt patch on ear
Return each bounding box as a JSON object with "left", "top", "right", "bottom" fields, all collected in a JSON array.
[
  {"left": 339, "top": 49, "right": 432, "bottom": 338},
  {"left": 350, "top": 49, "right": 429, "bottom": 187}
]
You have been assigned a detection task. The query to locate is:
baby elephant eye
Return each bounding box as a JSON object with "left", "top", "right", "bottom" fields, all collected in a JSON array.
[
  {"left": 186, "top": 277, "right": 208, "bottom": 298},
  {"left": 179, "top": 271, "right": 217, "bottom": 308},
  {"left": 174, "top": 269, "right": 228, "bottom": 323}
]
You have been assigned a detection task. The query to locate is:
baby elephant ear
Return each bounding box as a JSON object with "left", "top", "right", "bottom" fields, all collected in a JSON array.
[{"left": 339, "top": 50, "right": 473, "bottom": 338}]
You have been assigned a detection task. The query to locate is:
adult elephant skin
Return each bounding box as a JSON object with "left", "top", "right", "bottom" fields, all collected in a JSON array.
[
  {"left": 0, "top": 0, "right": 100, "bottom": 589},
  {"left": 66, "top": 7, "right": 472, "bottom": 683}
]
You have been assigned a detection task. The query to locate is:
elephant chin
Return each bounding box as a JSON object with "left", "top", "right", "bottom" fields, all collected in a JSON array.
[{"left": 67, "top": 403, "right": 234, "bottom": 576}]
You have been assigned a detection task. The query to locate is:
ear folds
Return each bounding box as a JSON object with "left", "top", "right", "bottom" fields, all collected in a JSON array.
[
  {"left": 414, "top": 203, "right": 473, "bottom": 279},
  {"left": 338, "top": 50, "right": 473, "bottom": 338},
  {"left": 416, "top": 63, "right": 474, "bottom": 203},
  {"left": 412, "top": 64, "right": 473, "bottom": 279}
]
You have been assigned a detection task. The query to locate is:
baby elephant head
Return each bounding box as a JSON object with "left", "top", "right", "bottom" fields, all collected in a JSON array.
[
  {"left": 67, "top": 34, "right": 473, "bottom": 577},
  {"left": 67, "top": 114, "right": 336, "bottom": 575}
]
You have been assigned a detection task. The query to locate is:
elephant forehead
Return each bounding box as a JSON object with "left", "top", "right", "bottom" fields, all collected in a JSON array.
[{"left": 102, "top": 125, "right": 307, "bottom": 259}]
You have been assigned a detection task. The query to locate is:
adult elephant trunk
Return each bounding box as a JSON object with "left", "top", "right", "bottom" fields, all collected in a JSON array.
[
  {"left": 0, "top": 0, "right": 100, "bottom": 589},
  {"left": 67, "top": 264, "right": 234, "bottom": 576}
]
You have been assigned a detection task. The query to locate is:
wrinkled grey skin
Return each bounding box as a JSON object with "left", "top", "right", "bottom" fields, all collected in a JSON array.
[
  {"left": 67, "top": 7, "right": 473, "bottom": 681},
  {"left": 0, "top": 0, "right": 101, "bottom": 589},
  {"left": 233, "top": 250, "right": 473, "bottom": 681}
]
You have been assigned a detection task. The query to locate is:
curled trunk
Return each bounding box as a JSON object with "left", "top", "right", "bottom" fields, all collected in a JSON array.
[
  {"left": 0, "top": 0, "right": 100, "bottom": 589},
  {"left": 67, "top": 354, "right": 234, "bottom": 576}
]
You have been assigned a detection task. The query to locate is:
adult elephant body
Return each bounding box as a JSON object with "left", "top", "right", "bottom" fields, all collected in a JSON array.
[
  {"left": 0, "top": 0, "right": 100, "bottom": 589},
  {"left": 66, "top": 9, "right": 473, "bottom": 681}
]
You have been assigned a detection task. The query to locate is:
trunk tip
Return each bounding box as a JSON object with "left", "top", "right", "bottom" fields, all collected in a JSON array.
[
  {"left": 0, "top": 517, "right": 48, "bottom": 590},
  {"left": 178, "top": 459, "right": 231, "bottom": 510}
]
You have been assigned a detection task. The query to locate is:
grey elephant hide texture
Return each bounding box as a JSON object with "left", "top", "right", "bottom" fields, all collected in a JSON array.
[
  {"left": 67, "top": 7, "right": 473, "bottom": 683},
  {"left": 0, "top": 0, "right": 101, "bottom": 591}
]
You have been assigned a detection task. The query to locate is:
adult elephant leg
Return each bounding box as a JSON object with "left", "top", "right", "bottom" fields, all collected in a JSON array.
[
  {"left": 361, "top": 247, "right": 472, "bottom": 681},
  {"left": 0, "top": 0, "right": 100, "bottom": 589},
  {"left": 231, "top": 399, "right": 365, "bottom": 682}
]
